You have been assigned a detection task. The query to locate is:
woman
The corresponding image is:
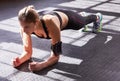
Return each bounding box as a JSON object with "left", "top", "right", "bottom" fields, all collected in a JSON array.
[{"left": 12, "top": 5, "right": 102, "bottom": 71}]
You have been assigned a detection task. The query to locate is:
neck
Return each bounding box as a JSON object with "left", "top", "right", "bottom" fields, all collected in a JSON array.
[{"left": 34, "top": 20, "right": 43, "bottom": 32}]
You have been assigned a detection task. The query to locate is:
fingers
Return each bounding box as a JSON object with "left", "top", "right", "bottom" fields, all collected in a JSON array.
[
  {"left": 11, "top": 58, "right": 45, "bottom": 72},
  {"left": 28, "top": 62, "right": 37, "bottom": 71},
  {"left": 12, "top": 57, "right": 20, "bottom": 67}
]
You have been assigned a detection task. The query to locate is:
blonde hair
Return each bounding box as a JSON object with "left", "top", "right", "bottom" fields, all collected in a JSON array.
[{"left": 18, "top": 5, "right": 39, "bottom": 23}]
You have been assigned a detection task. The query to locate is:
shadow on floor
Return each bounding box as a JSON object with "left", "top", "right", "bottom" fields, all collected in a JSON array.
[
  {"left": 0, "top": 76, "right": 11, "bottom": 81},
  {"left": 13, "top": 31, "right": 120, "bottom": 81}
]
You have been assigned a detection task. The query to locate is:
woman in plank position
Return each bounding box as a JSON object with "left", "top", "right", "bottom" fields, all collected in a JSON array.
[{"left": 12, "top": 5, "right": 102, "bottom": 71}]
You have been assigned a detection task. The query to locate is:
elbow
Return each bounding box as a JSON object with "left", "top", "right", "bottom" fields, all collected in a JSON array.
[
  {"left": 54, "top": 55, "right": 60, "bottom": 63},
  {"left": 55, "top": 56, "right": 59, "bottom": 62},
  {"left": 52, "top": 54, "right": 60, "bottom": 62}
]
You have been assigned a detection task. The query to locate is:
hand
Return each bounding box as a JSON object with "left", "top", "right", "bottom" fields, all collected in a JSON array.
[
  {"left": 12, "top": 57, "right": 21, "bottom": 67},
  {"left": 29, "top": 61, "right": 46, "bottom": 72}
]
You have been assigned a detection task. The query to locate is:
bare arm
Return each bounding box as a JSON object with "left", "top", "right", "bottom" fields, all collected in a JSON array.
[
  {"left": 43, "top": 16, "right": 61, "bottom": 66},
  {"left": 12, "top": 28, "right": 33, "bottom": 67},
  {"left": 19, "top": 28, "right": 33, "bottom": 64},
  {"left": 29, "top": 16, "right": 61, "bottom": 71}
]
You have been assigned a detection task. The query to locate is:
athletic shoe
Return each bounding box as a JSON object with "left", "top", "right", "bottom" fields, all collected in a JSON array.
[
  {"left": 80, "top": 12, "right": 87, "bottom": 17},
  {"left": 93, "top": 13, "right": 102, "bottom": 33},
  {"left": 80, "top": 12, "right": 88, "bottom": 32}
]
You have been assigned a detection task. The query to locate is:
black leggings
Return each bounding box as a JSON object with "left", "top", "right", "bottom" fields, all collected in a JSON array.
[{"left": 54, "top": 9, "right": 97, "bottom": 30}]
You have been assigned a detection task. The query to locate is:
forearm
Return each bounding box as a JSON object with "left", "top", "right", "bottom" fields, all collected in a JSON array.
[
  {"left": 43, "top": 41, "right": 62, "bottom": 67},
  {"left": 44, "top": 52, "right": 59, "bottom": 68},
  {"left": 19, "top": 52, "right": 32, "bottom": 64}
]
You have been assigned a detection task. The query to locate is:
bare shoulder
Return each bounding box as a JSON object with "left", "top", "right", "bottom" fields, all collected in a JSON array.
[
  {"left": 43, "top": 14, "right": 60, "bottom": 34},
  {"left": 43, "top": 14, "right": 55, "bottom": 21},
  {"left": 20, "top": 28, "right": 31, "bottom": 38},
  {"left": 43, "top": 15, "right": 61, "bottom": 44}
]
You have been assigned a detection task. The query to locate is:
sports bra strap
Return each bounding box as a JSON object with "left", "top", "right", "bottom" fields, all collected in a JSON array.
[
  {"left": 40, "top": 17, "right": 50, "bottom": 39},
  {"left": 53, "top": 12, "right": 62, "bottom": 27}
]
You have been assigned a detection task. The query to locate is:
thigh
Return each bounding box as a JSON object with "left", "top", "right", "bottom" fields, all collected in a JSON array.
[{"left": 62, "top": 10, "right": 86, "bottom": 30}]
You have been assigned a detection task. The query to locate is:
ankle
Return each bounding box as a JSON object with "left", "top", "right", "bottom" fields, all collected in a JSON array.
[{"left": 96, "top": 15, "right": 100, "bottom": 22}]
